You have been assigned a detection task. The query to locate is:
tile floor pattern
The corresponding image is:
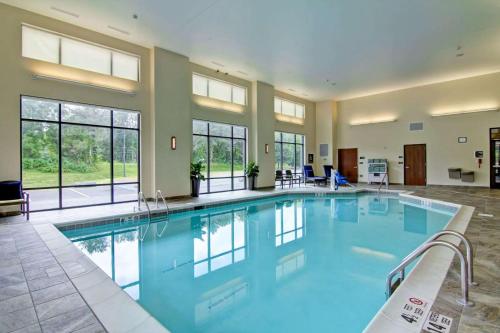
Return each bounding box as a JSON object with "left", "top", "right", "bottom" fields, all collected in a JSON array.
[
  {"left": 0, "top": 220, "right": 106, "bottom": 332},
  {"left": 0, "top": 185, "right": 498, "bottom": 332}
]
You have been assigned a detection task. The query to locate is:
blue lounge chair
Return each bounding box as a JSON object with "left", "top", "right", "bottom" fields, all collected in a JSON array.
[
  {"left": 303, "top": 165, "right": 327, "bottom": 186},
  {"left": 334, "top": 170, "right": 355, "bottom": 190}
]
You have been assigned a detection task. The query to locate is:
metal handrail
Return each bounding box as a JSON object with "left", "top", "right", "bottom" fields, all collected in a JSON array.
[
  {"left": 155, "top": 190, "right": 169, "bottom": 214},
  {"left": 135, "top": 191, "right": 151, "bottom": 221},
  {"left": 428, "top": 230, "right": 478, "bottom": 286},
  {"left": 386, "top": 239, "right": 474, "bottom": 307},
  {"left": 377, "top": 173, "right": 388, "bottom": 191}
]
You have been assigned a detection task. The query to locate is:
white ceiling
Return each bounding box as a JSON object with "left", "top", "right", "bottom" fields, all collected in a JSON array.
[{"left": 3, "top": 0, "right": 500, "bottom": 101}]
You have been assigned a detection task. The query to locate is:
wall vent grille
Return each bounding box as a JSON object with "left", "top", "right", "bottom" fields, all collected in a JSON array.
[{"left": 409, "top": 122, "right": 424, "bottom": 131}]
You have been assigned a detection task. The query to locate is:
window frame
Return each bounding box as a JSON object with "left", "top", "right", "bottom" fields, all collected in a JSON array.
[
  {"left": 192, "top": 120, "right": 247, "bottom": 194},
  {"left": 22, "top": 24, "right": 140, "bottom": 82},
  {"left": 192, "top": 73, "right": 247, "bottom": 106},
  {"left": 20, "top": 95, "right": 141, "bottom": 212},
  {"left": 274, "top": 97, "right": 306, "bottom": 119},
  {"left": 274, "top": 131, "right": 305, "bottom": 177},
  {"left": 193, "top": 209, "right": 248, "bottom": 277}
]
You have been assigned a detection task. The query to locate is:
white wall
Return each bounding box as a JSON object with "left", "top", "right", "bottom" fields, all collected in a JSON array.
[
  {"left": 336, "top": 72, "right": 500, "bottom": 186},
  {"left": 315, "top": 101, "right": 337, "bottom": 175}
]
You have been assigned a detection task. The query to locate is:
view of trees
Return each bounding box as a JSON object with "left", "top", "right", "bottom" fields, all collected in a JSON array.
[
  {"left": 192, "top": 120, "right": 246, "bottom": 192},
  {"left": 22, "top": 97, "right": 139, "bottom": 189},
  {"left": 275, "top": 132, "right": 304, "bottom": 174}
]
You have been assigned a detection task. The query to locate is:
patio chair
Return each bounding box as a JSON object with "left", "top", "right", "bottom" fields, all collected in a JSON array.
[
  {"left": 303, "top": 165, "right": 327, "bottom": 186},
  {"left": 333, "top": 170, "right": 355, "bottom": 191},
  {"left": 285, "top": 170, "right": 301, "bottom": 187},
  {"left": 275, "top": 170, "right": 290, "bottom": 188},
  {"left": 0, "top": 180, "right": 30, "bottom": 220}
]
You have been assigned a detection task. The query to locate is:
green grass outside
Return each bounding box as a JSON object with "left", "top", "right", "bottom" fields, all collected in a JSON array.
[
  {"left": 24, "top": 161, "right": 244, "bottom": 187},
  {"left": 23, "top": 161, "right": 138, "bottom": 188}
]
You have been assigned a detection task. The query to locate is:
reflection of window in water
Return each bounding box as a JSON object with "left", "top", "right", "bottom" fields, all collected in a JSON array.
[
  {"left": 193, "top": 209, "right": 247, "bottom": 278},
  {"left": 331, "top": 198, "right": 359, "bottom": 223},
  {"left": 276, "top": 249, "right": 305, "bottom": 281},
  {"left": 275, "top": 200, "right": 305, "bottom": 247},
  {"left": 74, "top": 228, "right": 140, "bottom": 299}
]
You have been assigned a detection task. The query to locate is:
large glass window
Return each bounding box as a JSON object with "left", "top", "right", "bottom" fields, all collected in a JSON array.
[
  {"left": 192, "top": 120, "right": 247, "bottom": 194},
  {"left": 192, "top": 74, "right": 246, "bottom": 105},
  {"left": 21, "top": 96, "right": 140, "bottom": 211},
  {"left": 275, "top": 131, "right": 305, "bottom": 176},
  {"left": 22, "top": 25, "right": 139, "bottom": 81}
]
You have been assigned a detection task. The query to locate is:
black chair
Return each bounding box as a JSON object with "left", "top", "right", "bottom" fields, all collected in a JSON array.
[
  {"left": 275, "top": 170, "right": 290, "bottom": 188},
  {"left": 0, "top": 180, "right": 29, "bottom": 220},
  {"left": 285, "top": 170, "right": 301, "bottom": 187}
]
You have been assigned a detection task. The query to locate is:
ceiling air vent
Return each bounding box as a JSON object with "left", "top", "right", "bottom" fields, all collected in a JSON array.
[{"left": 409, "top": 122, "right": 424, "bottom": 131}]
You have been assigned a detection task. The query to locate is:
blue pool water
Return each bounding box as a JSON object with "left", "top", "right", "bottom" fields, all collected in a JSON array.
[{"left": 64, "top": 193, "right": 454, "bottom": 333}]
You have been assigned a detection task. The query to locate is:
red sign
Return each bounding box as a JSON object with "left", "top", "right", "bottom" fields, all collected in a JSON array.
[{"left": 409, "top": 297, "right": 424, "bottom": 305}]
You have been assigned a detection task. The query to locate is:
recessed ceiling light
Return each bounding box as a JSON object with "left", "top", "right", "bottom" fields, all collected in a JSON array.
[
  {"left": 107, "top": 25, "right": 130, "bottom": 35},
  {"left": 50, "top": 6, "right": 79, "bottom": 18},
  {"left": 211, "top": 61, "right": 225, "bottom": 67}
]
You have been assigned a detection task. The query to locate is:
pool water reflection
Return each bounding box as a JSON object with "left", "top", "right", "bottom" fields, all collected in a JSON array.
[{"left": 65, "top": 194, "right": 453, "bottom": 333}]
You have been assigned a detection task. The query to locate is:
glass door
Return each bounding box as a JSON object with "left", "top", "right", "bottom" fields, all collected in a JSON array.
[{"left": 491, "top": 128, "right": 500, "bottom": 189}]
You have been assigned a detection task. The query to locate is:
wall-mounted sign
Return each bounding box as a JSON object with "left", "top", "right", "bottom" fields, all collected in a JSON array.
[
  {"left": 308, "top": 154, "right": 314, "bottom": 163},
  {"left": 458, "top": 137, "right": 467, "bottom": 143},
  {"left": 475, "top": 151, "right": 484, "bottom": 159}
]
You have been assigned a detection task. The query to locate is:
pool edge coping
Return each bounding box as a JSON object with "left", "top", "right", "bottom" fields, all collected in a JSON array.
[
  {"left": 363, "top": 192, "right": 474, "bottom": 333},
  {"left": 30, "top": 188, "right": 469, "bottom": 333}
]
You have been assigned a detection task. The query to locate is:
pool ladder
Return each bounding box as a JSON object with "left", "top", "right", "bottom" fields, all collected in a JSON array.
[
  {"left": 155, "top": 190, "right": 169, "bottom": 215},
  {"left": 135, "top": 190, "right": 169, "bottom": 218},
  {"left": 386, "top": 230, "right": 477, "bottom": 307},
  {"left": 135, "top": 191, "right": 152, "bottom": 220},
  {"left": 134, "top": 191, "right": 170, "bottom": 241}
]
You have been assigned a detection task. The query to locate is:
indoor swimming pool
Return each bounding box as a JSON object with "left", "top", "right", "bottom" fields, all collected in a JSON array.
[{"left": 63, "top": 193, "right": 456, "bottom": 333}]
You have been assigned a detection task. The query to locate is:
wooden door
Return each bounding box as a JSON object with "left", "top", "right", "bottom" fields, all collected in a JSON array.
[
  {"left": 404, "top": 144, "right": 426, "bottom": 185},
  {"left": 490, "top": 128, "right": 500, "bottom": 189},
  {"left": 338, "top": 148, "right": 358, "bottom": 183}
]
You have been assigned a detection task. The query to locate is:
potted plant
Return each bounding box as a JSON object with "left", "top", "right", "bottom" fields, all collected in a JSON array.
[
  {"left": 245, "top": 161, "right": 259, "bottom": 190},
  {"left": 190, "top": 161, "right": 206, "bottom": 197}
]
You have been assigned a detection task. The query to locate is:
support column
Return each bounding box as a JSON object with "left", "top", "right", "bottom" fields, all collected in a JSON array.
[
  {"left": 251, "top": 81, "right": 275, "bottom": 188},
  {"left": 315, "top": 101, "right": 338, "bottom": 173},
  {"left": 151, "top": 47, "right": 191, "bottom": 197}
]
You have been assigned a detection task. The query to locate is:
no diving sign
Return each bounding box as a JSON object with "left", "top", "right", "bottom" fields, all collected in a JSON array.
[
  {"left": 397, "top": 296, "right": 452, "bottom": 332},
  {"left": 399, "top": 297, "right": 430, "bottom": 326}
]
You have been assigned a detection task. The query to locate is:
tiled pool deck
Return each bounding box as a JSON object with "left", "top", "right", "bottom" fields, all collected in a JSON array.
[{"left": 0, "top": 185, "right": 498, "bottom": 332}]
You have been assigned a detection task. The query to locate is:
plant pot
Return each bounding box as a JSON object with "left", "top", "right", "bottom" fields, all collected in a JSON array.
[
  {"left": 191, "top": 178, "right": 201, "bottom": 197},
  {"left": 248, "top": 176, "right": 257, "bottom": 190}
]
